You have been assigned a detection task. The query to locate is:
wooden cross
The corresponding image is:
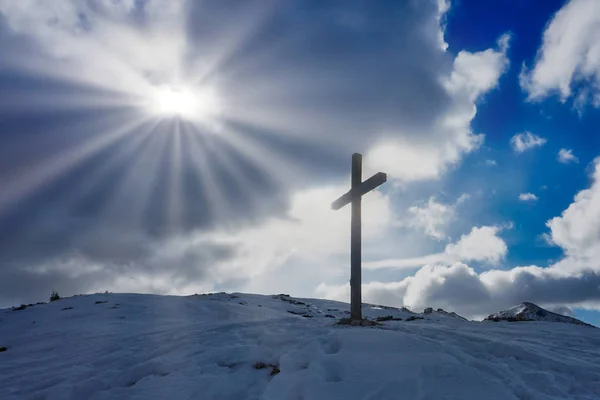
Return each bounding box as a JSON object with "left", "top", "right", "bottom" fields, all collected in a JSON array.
[{"left": 331, "top": 153, "right": 387, "bottom": 320}]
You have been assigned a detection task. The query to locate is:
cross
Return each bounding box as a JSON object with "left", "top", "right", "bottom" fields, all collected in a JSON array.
[{"left": 331, "top": 153, "right": 387, "bottom": 321}]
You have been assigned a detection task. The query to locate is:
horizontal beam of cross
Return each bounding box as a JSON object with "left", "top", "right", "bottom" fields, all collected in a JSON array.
[{"left": 331, "top": 172, "right": 387, "bottom": 211}]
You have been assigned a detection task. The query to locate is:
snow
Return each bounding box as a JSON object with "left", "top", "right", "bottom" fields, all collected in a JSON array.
[{"left": 1, "top": 293, "right": 599, "bottom": 399}]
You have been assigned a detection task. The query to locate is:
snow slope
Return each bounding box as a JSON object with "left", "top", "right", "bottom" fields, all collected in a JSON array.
[
  {"left": 484, "top": 302, "right": 595, "bottom": 327},
  {"left": 1, "top": 293, "right": 599, "bottom": 400}
]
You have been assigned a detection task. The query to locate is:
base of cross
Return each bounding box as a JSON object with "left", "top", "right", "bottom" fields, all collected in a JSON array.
[{"left": 336, "top": 317, "right": 381, "bottom": 327}]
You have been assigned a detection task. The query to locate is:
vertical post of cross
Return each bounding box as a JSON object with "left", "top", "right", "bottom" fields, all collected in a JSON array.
[
  {"left": 350, "top": 153, "right": 362, "bottom": 320},
  {"left": 331, "top": 153, "right": 386, "bottom": 322}
]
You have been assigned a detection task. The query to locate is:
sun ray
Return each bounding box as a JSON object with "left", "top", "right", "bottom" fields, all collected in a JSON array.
[
  {"left": 200, "top": 130, "right": 264, "bottom": 204},
  {"left": 165, "top": 120, "right": 185, "bottom": 234},
  {"left": 64, "top": 118, "right": 163, "bottom": 210},
  {"left": 0, "top": 115, "right": 149, "bottom": 218},
  {"left": 94, "top": 120, "right": 174, "bottom": 231},
  {"left": 217, "top": 125, "right": 308, "bottom": 189},
  {"left": 185, "top": 1, "right": 278, "bottom": 87},
  {"left": 179, "top": 122, "right": 230, "bottom": 226}
]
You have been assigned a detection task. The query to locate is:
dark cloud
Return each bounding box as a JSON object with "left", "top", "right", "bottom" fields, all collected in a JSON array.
[{"left": 0, "top": 0, "right": 456, "bottom": 305}]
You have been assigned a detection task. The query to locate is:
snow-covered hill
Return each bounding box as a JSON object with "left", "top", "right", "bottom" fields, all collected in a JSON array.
[
  {"left": 484, "top": 302, "right": 595, "bottom": 327},
  {"left": 1, "top": 293, "right": 600, "bottom": 399}
]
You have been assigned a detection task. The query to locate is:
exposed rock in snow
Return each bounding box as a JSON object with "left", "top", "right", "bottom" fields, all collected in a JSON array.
[{"left": 484, "top": 302, "right": 595, "bottom": 327}]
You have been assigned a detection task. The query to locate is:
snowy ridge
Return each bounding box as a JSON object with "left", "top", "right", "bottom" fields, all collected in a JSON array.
[
  {"left": 1, "top": 293, "right": 600, "bottom": 399},
  {"left": 484, "top": 302, "right": 595, "bottom": 327}
]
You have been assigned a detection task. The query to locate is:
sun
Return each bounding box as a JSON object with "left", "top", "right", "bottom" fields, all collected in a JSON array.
[{"left": 148, "top": 85, "right": 222, "bottom": 121}]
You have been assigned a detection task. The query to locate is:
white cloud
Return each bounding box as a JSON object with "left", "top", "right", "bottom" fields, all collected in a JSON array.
[
  {"left": 558, "top": 148, "right": 579, "bottom": 164},
  {"left": 0, "top": 0, "right": 187, "bottom": 97},
  {"left": 520, "top": 0, "right": 600, "bottom": 108},
  {"left": 365, "top": 34, "right": 509, "bottom": 182},
  {"left": 510, "top": 132, "right": 547, "bottom": 152},
  {"left": 456, "top": 193, "right": 471, "bottom": 204},
  {"left": 519, "top": 193, "right": 538, "bottom": 201},
  {"left": 364, "top": 224, "right": 508, "bottom": 269},
  {"left": 444, "top": 226, "right": 507, "bottom": 265},
  {"left": 407, "top": 197, "right": 456, "bottom": 240},
  {"left": 546, "top": 157, "right": 600, "bottom": 262},
  {"left": 402, "top": 194, "right": 471, "bottom": 241},
  {"left": 485, "top": 159, "right": 497, "bottom": 166}
]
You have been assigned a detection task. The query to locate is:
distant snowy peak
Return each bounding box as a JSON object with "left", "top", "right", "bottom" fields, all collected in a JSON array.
[{"left": 485, "top": 302, "right": 594, "bottom": 327}]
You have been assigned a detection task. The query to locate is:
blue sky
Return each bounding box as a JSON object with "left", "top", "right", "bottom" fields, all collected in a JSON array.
[{"left": 1, "top": 0, "right": 600, "bottom": 325}]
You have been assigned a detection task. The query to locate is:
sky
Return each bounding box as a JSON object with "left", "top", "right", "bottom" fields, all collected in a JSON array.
[{"left": 1, "top": 0, "right": 600, "bottom": 324}]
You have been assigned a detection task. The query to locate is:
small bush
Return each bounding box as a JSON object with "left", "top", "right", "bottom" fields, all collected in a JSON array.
[
  {"left": 0, "top": 347, "right": 7, "bottom": 352},
  {"left": 50, "top": 290, "right": 61, "bottom": 302},
  {"left": 253, "top": 362, "right": 280, "bottom": 376},
  {"left": 253, "top": 362, "right": 268, "bottom": 370}
]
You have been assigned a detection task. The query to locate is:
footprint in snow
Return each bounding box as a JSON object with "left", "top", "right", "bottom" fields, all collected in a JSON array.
[{"left": 319, "top": 335, "right": 341, "bottom": 355}]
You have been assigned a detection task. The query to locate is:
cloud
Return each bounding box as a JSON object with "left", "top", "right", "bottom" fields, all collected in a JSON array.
[
  {"left": 546, "top": 157, "right": 600, "bottom": 262},
  {"left": 407, "top": 197, "right": 456, "bottom": 240},
  {"left": 364, "top": 224, "right": 507, "bottom": 270},
  {"left": 444, "top": 226, "right": 507, "bottom": 265},
  {"left": 365, "top": 34, "right": 509, "bottom": 182},
  {"left": 520, "top": 0, "right": 600, "bottom": 108},
  {"left": 320, "top": 262, "right": 600, "bottom": 320},
  {"left": 519, "top": 193, "right": 538, "bottom": 201},
  {"left": 510, "top": 132, "right": 547, "bottom": 152},
  {"left": 558, "top": 148, "right": 579, "bottom": 164},
  {"left": 485, "top": 159, "right": 497, "bottom": 166}
]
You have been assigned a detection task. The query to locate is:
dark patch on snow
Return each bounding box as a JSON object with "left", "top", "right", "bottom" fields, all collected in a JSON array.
[
  {"left": 375, "top": 315, "right": 403, "bottom": 322},
  {"left": 253, "top": 362, "right": 280, "bottom": 376},
  {"left": 336, "top": 318, "right": 381, "bottom": 327}
]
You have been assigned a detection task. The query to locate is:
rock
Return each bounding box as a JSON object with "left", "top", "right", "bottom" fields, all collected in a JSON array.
[{"left": 424, "top": 307, "right": 433, "bottom": 314}]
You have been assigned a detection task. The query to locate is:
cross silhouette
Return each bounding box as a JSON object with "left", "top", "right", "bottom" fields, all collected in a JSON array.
[{"left": 331, "top": 153, "right": 387, "bottom": 320}]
